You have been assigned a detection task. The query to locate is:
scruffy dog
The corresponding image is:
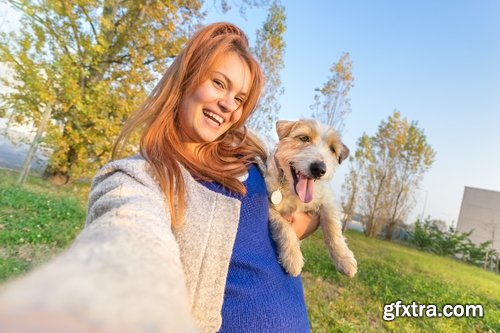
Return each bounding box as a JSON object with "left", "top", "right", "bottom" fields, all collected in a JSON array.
[{"left": 265, "top": 119, "right": 357, "bottom": 277}]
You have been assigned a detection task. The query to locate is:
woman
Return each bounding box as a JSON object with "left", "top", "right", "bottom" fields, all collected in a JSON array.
[{"left": 0, "top": 22, "right": 317, "bottom": 333}]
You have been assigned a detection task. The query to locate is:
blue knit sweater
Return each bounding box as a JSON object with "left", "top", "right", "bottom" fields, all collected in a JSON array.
[{"left": 199, "top": 164, "right": 310, "bottom": 333}]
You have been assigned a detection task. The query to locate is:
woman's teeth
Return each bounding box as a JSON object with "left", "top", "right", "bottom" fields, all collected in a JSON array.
[{"left": 203, "top": 110, "right": 224, "bottom": 126}]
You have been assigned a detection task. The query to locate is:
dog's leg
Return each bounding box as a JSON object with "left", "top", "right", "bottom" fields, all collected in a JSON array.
[
  {"left": 319, "top": 204, "right": 357, "bottom": 277},
  {"left": 269, "top": 208, "right": 304, "bottom": 276}
]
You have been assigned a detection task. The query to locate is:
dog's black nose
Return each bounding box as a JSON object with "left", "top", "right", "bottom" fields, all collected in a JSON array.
[{"left": 310, "top": 161, "right": 326, "bottom": 178}]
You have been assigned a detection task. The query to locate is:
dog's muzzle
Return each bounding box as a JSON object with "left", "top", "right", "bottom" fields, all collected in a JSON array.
[{"left": 310, "top": 161, "right": 326, "bottom": 179}]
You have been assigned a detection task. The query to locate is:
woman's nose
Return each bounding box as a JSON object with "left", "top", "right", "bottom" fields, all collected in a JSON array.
[{"left": 218, "top": 95, "right": 238, "bottom": 113}]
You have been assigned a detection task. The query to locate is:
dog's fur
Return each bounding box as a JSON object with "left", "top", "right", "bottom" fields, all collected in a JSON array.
[{"left": 264, "top": 119, "right": 357, "bottom": 277}]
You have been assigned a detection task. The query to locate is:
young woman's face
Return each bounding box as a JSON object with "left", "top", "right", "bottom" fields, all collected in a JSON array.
[{"left": 179, "top": 52, "right": 251, "bottom": 145}]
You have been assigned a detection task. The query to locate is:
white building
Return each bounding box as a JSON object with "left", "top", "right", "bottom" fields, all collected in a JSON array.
[{"left": 456, "top": 187, "right": 500, "bottom": 253}]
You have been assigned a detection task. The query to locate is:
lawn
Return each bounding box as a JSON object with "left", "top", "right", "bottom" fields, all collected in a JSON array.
[
  {"left": 302, "top": 230, "right": 500, "bottom": 332},
  {"left": 0, "top": 169, "right": 88, "bottom": 281},
  {"left": 1, "top": 168, "right": 499, "bottom": 332}
]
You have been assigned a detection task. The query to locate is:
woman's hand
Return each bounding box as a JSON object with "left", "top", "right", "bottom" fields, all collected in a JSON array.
[{"left": 285, "top": 211, "right": 320, "bottom": 240}]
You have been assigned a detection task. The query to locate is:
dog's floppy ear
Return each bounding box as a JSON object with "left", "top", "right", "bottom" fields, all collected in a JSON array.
[
  {"left": 338, "top": 143, "right": 350, "bottom": 164},
  {"left": 276, "top": 120, "right": 295, "bottom": 140}
]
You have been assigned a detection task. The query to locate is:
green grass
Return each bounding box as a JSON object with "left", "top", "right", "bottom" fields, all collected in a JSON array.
[
  {"left": 302, "top": 230, "right": 500, "bottom": 332},
  {"left": 1, "top": 168, "right": 499, "bottom": 332},
  {"left": 0, "top": 169, "right": 88, "bottom": 281}
]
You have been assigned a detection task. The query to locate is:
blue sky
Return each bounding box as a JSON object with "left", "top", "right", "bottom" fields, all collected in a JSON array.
[
  {"left": 1, "top": 1, "right": 499, "bottom": 226},
  {"left": 206, "top": 1, "right": 500, "bottom": 226}
]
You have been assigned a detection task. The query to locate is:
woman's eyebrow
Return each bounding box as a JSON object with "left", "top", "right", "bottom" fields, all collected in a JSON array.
[{"left": 214, "top": 71, "right": 248, "bottom": 96}]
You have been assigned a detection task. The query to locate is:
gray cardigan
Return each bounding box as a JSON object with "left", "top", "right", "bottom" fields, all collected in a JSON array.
[{"left": 0, "top": 155, "right": 263, "bottom": 333}]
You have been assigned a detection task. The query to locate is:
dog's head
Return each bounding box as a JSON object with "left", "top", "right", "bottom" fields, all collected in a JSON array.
[{"left": 274, "top": 119, "right": 349, "bottom": 203}]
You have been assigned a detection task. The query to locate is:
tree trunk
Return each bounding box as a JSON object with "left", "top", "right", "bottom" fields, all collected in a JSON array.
[
  {"left": 17, "top": 105, "right": 52, "bottom": 186},
  {"left": 43, "top": 123, "right": 78, "bottom": 185},
  {"left": 341, "top": 218, "right": 350, "bottom": 233},
  {"left": 385, "top": 221, "right": 395, "bottom": 240}
]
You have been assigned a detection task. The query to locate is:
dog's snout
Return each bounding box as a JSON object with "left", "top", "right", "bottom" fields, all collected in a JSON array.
[{"left": 310, "top": 161, "right": 326, "bottom": 178}]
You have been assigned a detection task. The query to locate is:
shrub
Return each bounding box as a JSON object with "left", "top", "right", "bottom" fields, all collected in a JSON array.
[{"left": 407, "top": 217, "right": 497, "bottom": 272}]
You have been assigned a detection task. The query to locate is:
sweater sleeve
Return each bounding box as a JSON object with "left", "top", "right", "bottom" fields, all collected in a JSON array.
[{"left": 0, "top": 161, "right": 199, "bottom": 333}]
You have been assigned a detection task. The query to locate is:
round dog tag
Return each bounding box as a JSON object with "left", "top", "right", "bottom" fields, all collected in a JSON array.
[{"left": 271, "top": 189, "right": 282, "bottom": 205}]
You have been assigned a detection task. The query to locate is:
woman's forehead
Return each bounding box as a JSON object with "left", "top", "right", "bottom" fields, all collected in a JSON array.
[{"left": 211, "top": 52, "right": 251, "bottom": 94}]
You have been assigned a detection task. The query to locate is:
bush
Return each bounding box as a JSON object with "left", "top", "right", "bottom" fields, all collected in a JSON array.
[{"left": 407, "top": 217, "right": 497, "bottom": 271}]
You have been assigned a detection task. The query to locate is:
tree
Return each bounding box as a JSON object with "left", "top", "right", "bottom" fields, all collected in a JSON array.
[
  {"left": 310, "top": 52, "right": 353, "bottom": 135},
  {"left": 247, "top": 0, "right": 286, "bottom": 141},
  {"left": 340, "top": 156, "right": 358, "bottom": 233},
  {"left": 217, "top": 0, "right": 269, "bottom": 16},
  {"left": 0, "top": 0, "right": 203, "bottom": 182},
  {"left": 349, "top": 131, "right": 392, "bottom": 238},
  {"left": 348, "top": 111, "right": 435, "bottom": 238},
  {"left": 382, "top": 112, "right": 435, "bottom": 239}
]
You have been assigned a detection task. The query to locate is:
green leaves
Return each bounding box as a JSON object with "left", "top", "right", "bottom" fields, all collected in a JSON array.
[
  {"left": 409, "top": 218, "right": 498, "bottom": 269},
  {"left": 1, "top": 0, "right": 203, "bottom": 181}
]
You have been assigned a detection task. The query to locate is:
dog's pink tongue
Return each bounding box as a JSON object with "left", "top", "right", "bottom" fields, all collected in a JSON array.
[{"left": 296, "top": 173, "right": 314, "bottom": 203}]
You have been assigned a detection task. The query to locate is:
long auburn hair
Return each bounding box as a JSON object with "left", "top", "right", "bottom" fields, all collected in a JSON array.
[{"left": 113, "top": 22, "right": 266, "bottom": 228}]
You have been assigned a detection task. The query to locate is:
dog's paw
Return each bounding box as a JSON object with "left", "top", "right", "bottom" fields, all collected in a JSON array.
[
  {"left": 280, "top": 249, "right": 304, "bottom": 277},
  {"left": 336, "top": 256, "right": 358, "bottom": 278}
]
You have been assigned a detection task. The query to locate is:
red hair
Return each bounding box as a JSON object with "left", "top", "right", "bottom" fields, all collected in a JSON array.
[{"left": 113, "top": 22, "right": 266, "bottom": 227}]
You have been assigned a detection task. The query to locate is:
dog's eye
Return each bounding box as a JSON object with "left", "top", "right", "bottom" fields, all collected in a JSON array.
[
  {"left": 330, "top": 146, "right": 336, "bottom": 154},
  {"left": 299, "top": 135, "right": 310, "bottom": 142}
]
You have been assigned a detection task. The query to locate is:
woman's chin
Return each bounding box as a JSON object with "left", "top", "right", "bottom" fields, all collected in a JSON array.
[
  {"left": 197, "top": 126, "right": 227, "bottom": 143},
  {"left": 197, "top": 131, "right": 221, "bottom": 144}
]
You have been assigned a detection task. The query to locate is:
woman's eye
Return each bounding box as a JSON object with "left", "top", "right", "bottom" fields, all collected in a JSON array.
[
  {"left": 299, "top": 136, "right": 310, "bottom": 142},
  {"left": 235, "top": 97, "right": 244, "bottom": 105},
  {"left": 213, "top": 79, "right": 225, "bottom": 89}
]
